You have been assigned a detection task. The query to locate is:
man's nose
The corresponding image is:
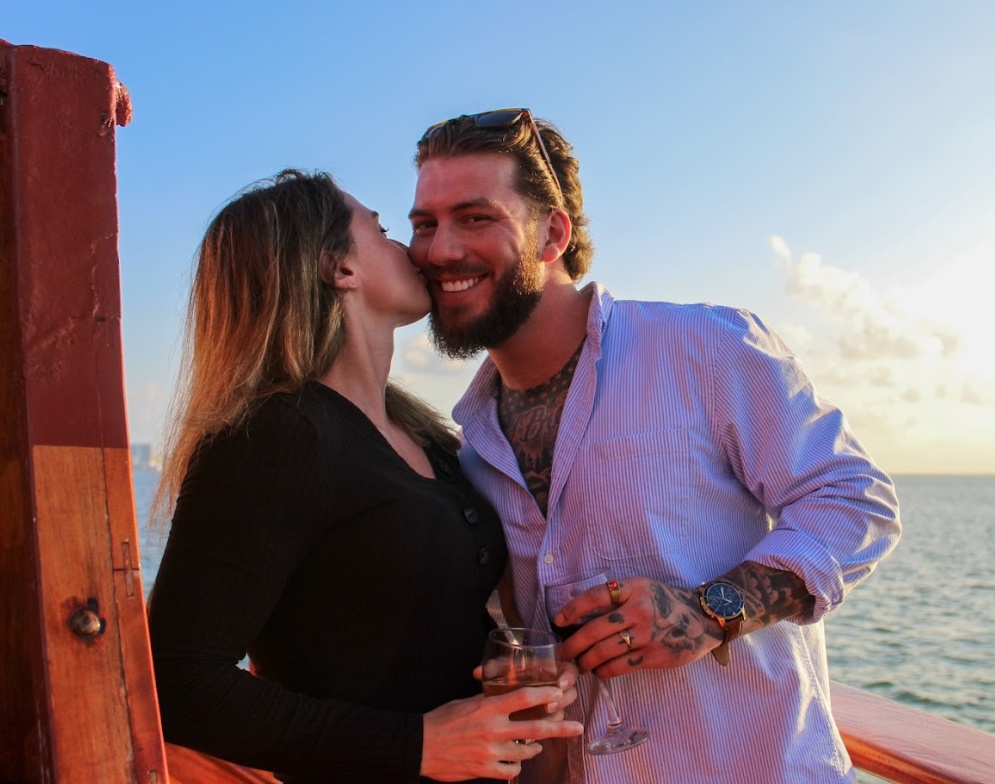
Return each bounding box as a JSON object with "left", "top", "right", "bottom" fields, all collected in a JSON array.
[{"left": 424, "top": 224, "right": 464, "bottom": 265}]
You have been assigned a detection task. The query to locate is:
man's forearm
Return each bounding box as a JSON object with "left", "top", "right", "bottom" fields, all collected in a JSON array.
[{"left": 720, "top": 560, "right": 815, "bottom": 635}]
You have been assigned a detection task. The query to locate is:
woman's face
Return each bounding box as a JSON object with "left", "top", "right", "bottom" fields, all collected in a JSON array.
[{"left": 342, "top": 193, "right": 431, "bottom": 326}]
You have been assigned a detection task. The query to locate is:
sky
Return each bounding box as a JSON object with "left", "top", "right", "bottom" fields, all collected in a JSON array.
[{"left": 5, "top": 1, "right": 994, "bottom": 474}]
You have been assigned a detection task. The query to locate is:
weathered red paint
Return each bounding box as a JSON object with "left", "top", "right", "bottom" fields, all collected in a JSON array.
[
  {"left": 1, "top": 39, "right": 167, "bottom": 784},
  {"left": 2, "top": 39, "right": 132, "bottom": 449}
]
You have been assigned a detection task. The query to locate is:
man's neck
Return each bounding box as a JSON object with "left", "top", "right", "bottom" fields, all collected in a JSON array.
[{"left": 488, "top": 282, "right": 592, "bottom": 391}]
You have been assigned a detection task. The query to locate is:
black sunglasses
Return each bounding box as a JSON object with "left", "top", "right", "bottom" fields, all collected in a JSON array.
[{"left": 421, "top": 108, "right": 562, "bottom": 196}]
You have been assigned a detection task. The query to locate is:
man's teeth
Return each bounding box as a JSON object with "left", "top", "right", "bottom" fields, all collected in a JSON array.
[{"left": 440, "top": 276, "right": 483, "bottom": 293}]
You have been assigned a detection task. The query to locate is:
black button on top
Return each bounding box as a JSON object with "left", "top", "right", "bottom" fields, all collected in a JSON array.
[
  {"left": 463, "top": 507, "right": 479, "bottom": 524},
  {"left": 477, "top": 546, "right": 490, "bottom": 565},
  {"left": 437, "top": 458, "right": 453, "bottom": 475}
]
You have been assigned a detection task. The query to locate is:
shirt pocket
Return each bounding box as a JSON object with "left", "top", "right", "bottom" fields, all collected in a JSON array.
[{"left": 569, "top": 428, "right": 693, "bottom": 562}]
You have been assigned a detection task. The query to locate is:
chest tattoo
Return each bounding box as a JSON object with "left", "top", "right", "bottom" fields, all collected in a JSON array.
[{"left": 498, "top": 341, "right": 584, "bottom": 516}]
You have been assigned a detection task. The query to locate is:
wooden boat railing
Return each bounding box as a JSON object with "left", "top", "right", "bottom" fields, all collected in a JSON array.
[
  {"left": 2, "top": 37, "right": 993, "bottom": 784},
  {"left": 160, "top": 684, "right": 995, "bottom": 784},
  {"left": 831, "top": 681, "right": 995, "bottom": 784}
]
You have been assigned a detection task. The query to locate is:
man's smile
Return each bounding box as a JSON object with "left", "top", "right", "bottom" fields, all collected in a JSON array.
[{"left": 439, "top": 276, "right": 485, "bottom": 293}]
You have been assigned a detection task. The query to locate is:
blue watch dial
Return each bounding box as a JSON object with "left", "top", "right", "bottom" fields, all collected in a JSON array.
[{"left": 704, "top": 581, "right": 745, "bottom": 619}]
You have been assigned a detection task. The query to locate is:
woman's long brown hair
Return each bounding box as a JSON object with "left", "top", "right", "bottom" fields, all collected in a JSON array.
[{"left": 151, "top": 170, "right": 458, "bottom": 528}]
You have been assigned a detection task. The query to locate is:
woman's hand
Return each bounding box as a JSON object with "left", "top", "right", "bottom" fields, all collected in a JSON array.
[
  {"left": 470, "top": 662, "right": 579, "bottom": 718},
  {"left": 551, "top": 660, "right": 580, "bottom": 717},
  {"left": 420, "top": 687, "right": 584, "bottom": 782}
]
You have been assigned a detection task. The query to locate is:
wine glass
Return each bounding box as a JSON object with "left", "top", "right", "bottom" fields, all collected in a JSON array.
[
  {"left": 544, "top": 573, "right": 650, "bottom": 755},
  {"left": 481, "top": 627, "right": 562, "bottom": 721}
]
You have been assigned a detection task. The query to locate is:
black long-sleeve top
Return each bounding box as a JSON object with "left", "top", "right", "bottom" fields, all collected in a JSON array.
[{"left": 148, "top": 381, "right": 507, "bottom": 783}]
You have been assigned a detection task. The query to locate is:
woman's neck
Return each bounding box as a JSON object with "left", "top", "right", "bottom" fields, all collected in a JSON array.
[{"left": 316, "top": 318, "right": 396, "bottom": 429}]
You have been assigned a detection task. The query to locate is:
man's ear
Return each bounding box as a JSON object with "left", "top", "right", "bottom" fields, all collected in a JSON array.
[
  {"left": 320, "top": 251, "right": 359, "bottom": 290},
  {"left": 539, "top": 208, "right": 572, "bottom": 263}
]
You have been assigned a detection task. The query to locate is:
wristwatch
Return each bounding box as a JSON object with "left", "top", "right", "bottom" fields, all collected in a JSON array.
[{"left": 698, "top": 580, "right": 746, "bottom": 667}]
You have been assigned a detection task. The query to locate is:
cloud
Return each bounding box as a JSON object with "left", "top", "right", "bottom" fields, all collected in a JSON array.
[
  {"left": 868, "top": 366, "right": 896, "bottom": 387},
  {"left": 399, "top": 332, "right": 473, "bottom": 376},
  {"left": 768, "top": 234, "right": 792, "bottom": 261},
  {"left": 774, "top": 323, "right": 814, "bottom": 355},
  {"left": 961, "top": 379, "right": 995, "bottom": 406},
  {"left": 769, "top": 237, "right": 962, "bottom": 361}
]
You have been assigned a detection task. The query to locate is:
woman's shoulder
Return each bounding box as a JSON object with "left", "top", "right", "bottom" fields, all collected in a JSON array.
[
  {"left": 189, "top": 383, "right": 340, "bottom": 470},
  {"left": 250, "top": 381, "right": 353, "bottom": 434}
]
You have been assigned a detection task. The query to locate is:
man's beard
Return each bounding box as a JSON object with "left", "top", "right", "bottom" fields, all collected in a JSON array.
[{"left": 429, "top": 238, "right": 543, "bottom": 360}]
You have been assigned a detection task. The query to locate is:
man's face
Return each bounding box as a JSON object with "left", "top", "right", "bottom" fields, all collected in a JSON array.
[{"left": 408, "top": 154, "right": 544, "bottom": 359}]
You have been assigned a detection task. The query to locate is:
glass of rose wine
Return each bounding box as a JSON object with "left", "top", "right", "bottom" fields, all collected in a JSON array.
[
  {"left": 481, "top": 627, "right": 562, "bottom": 721},
  {"left": 544, "top": 573, "right": 650, "bottom": 755}
]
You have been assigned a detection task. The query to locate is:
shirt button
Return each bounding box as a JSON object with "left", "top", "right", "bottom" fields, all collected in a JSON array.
[
  {"left": 463, "top": 507, "right": 479, "bottom": 524},
  {"left": 477, "top": 546, "right": 490, "bottom": 565},
  {"left": 437, "top": 459, "right": 453, "bottom": 475},
  {"left": 543, "top": 553, "right": 554, "bottom": 565}
]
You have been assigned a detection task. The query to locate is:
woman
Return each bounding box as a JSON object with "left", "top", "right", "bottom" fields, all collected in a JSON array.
[{"left": 147, "top": 170, "right": 582, "bottom": 783}]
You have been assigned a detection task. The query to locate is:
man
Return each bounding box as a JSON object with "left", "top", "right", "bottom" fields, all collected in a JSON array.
[{"left": 407, "top": 108, "right": 901, "bottom": 783}]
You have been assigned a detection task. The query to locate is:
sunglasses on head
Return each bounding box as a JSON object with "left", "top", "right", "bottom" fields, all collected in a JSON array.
[{"left": 421, "top": 108, "right": 562, "bottom": 197}]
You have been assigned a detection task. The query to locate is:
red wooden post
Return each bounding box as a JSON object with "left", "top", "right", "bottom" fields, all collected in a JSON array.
[{"left": 0, "top": 40, "right": 168, "bottom": 783}]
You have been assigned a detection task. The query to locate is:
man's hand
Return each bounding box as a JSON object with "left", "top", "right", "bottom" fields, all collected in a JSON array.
[
  {"left": 554, "top": 562, "right": 815, "bottom": 678},
  {"left": 554, "top": 577, "right": 722, "bottom": 677}
]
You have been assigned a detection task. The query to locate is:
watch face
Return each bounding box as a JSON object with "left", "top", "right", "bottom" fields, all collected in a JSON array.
[{"left": 704, "top": 581, "right": 745, "bottom": 619}]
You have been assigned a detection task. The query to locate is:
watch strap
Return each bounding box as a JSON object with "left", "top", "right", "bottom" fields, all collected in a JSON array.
[
  {"left": 710, "top": 614, "right": 743, "bottom": 666},
  {"left": 699, "top": 582, "right": 745, "bottom": 667}
]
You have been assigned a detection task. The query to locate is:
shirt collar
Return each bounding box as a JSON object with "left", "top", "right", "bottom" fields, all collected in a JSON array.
[{"left": 452, "top": 282, "right": 614, "bottom": 428}]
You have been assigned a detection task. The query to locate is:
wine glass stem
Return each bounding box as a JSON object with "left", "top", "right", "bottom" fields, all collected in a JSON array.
[{"left": 595, "top": 676, "right": 625, "bottom": 727}]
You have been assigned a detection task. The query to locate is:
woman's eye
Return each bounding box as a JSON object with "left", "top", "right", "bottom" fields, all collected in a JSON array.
[{"left": 379, "top": 225, "right": 390, "bottom": 235}]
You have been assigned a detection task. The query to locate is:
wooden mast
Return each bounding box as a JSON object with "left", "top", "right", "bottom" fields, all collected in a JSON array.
[{"left": 0, "top": 40, "right": 167, "bottom": 784}]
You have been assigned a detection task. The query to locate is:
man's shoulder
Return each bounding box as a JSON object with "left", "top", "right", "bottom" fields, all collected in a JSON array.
[{"left": 608, "top": 296, "right": 758, "bottom": 336}]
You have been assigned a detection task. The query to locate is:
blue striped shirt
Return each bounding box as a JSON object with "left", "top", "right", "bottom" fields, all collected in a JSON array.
[{"left": 453, "top": 284, "right": 901, "bottom": 784}]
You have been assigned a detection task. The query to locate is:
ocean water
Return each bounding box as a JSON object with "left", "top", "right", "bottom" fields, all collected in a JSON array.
[
  {"left": 133, "top": 471, "right": 995, "bottom": 777},
  {"left": 824, "top": 474, "right": 995, "bottom": 735}
]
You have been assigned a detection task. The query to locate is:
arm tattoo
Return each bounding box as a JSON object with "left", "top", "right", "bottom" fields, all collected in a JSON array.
[
  {"left": 721, "top": 560, "right": 816, "bottom": 634},
  {"left": 611, "top": 567, "right": 812, "bottom": 668}
]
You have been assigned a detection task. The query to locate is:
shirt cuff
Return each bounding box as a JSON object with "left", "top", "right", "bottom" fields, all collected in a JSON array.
[{"left": 743, "top": 526, "right": 846, "bottom": 624}]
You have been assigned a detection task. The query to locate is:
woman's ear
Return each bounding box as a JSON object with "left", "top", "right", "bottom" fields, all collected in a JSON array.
[
  {"left": 320, "top": 251, "right": 358, "bottom": 290},
  {"left": 540, "top": 208, "right": 572, "bottom": 263}
]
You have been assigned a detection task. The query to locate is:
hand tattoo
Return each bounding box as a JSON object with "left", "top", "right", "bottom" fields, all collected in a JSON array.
[{"left": 648, "top": 582, "right": 721, "bottom": 657}]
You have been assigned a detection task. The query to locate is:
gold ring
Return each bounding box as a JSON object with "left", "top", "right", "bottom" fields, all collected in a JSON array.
[
  {"left": 618, "top": 630, "right": 633, "bottom": 649},
  {"left": 606, "top": 580, "right": 622, "bottom": 607}
]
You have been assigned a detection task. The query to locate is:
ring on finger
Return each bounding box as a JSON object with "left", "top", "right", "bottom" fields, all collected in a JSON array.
[
  {"left": 618, "top": 630, "right": 633, "bottom": 649},
  {"left": 606, "top": 579, "right": 622, "bottom": 607}
]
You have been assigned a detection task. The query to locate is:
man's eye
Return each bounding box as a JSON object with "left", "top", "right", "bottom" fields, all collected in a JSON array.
[{"left": 411, "top": 221, "right": 436, "bottom": 235}]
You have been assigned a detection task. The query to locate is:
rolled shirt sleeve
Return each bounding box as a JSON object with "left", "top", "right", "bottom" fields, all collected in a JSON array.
[{"left": 707, "top": 306, "right": 901, "bottom": 622}]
